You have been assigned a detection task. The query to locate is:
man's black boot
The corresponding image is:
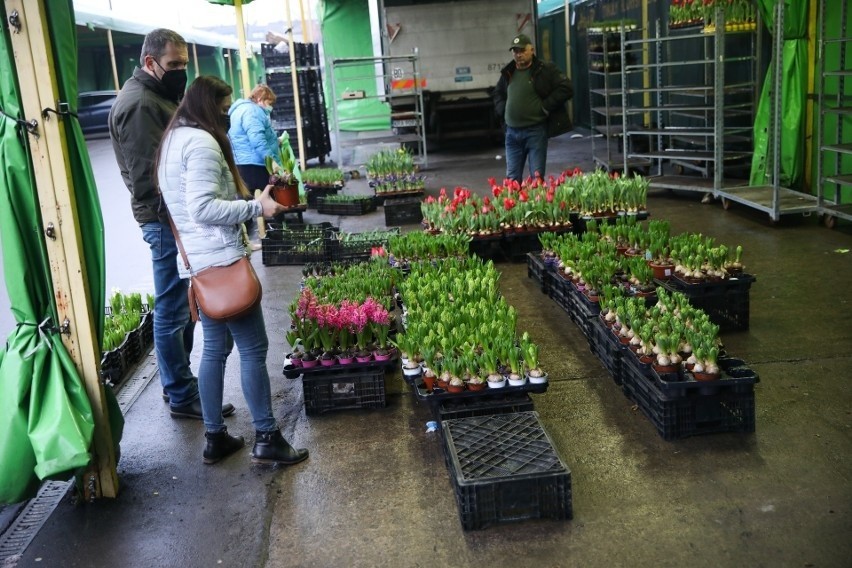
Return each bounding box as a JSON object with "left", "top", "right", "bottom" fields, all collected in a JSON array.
[
  {"left": 251, "top": 430, "right": 309, "bottom": 465},
  {"left": 203, "top": 429, "right": 245, "bottom": 465}
]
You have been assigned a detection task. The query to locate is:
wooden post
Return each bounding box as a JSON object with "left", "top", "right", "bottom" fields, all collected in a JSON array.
[
  {"left": 106, "top": 29, "right": 120, "bottom": 91},
  {"left": 6, "top": 0, "right": 118, "bottom": 499}
]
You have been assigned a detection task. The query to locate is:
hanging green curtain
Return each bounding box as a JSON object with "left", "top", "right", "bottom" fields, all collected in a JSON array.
[
  {"left": 321, "top": 0, "right": 391, "bottom": 131},
  {"left": 0, "top": 0, "right": 121, "bottom": 504},
  {"left": 749, "top": 0, "right": 809, "bottom": 189}
]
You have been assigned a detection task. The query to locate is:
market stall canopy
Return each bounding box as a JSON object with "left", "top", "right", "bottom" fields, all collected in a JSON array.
[{"left": 74, "top": 6, "right": 247, "bottom": 51}]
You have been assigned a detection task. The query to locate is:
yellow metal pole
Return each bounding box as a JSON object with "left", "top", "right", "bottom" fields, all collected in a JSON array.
[
  {"left": 193, "top": 43, "right": 200, "bottom": 78},
  {"left": 643, "top": 0, "right": 650, "bottom": 127},
  {"left": 299, "top": 0, "right": 311, "bottom": 43},
  {"left": 564, "top": 1, "right": 573, "bottom": 122},
  {"left": 286, "top": 0, "right": 307, "bottom": 171},
  {"left": 106, "top": 29, "right": 120, "bottom": 91},
  {"left": 226, "top": 48, "right": 235, "bottom": 92},
  {"left": 233, "top": 0, "right": 253, "bottom": 98},
  {"left": 804, "top": 0, "right": 818, "bottom": 194},
  {"left": 7, "top": 0, "right": 118, "bottom": 500}
]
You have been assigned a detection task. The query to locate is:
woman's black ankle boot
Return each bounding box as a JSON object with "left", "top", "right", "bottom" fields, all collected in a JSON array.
[
  {"left": 251, "top": 429, "right": 309, "bottom": 465},
  {"left": 203, "top": 429, "right": 245, "bottom": 465}
]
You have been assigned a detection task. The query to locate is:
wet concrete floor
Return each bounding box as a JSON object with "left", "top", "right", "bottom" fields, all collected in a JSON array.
[{"left": 16, "top": 133, "right": 852, "bottom": 567}]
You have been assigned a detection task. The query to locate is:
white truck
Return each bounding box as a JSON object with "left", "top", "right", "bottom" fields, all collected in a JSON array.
[{"left": 376, "top": 0, "right": 537, "bottom": 142}]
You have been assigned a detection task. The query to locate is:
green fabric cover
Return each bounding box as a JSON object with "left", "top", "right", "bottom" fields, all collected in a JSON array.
[
  {"left": 320, "top": 0, "right": 390, "bottom": 131},
  {"left": 0, "top": 0, "right": 122, "bottom": 504},
  {"left": 749, "top": 0, "right": 809, "bottom": 189}
]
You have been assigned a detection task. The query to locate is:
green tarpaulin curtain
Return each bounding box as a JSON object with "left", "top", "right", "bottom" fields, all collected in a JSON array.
[
  {"left": 0, "top": 0, "right": 122, "bottom": 504},
  {"left": 749, "top": 0, "right": 809, "bottom": 189},
  {"left": 321, "top": 0, "right": 391, "bottom": 131}
]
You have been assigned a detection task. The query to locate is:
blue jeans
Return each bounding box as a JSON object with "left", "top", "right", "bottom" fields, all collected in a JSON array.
[
  {"left": 505, "top": 123, "right": 548, "bottom": 182},
  {"left": 140, "top": 222, "right": 198, "bottom": 407},
  {"left": 198, "top": 304, "right": 276, "bottom": 433}
]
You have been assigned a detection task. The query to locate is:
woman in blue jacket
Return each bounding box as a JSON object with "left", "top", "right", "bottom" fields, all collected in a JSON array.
[{"left": 228, "top": 84, "right": 279, "bottom": 246}]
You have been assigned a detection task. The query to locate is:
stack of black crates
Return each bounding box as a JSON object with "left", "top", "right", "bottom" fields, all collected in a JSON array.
[
  {"left": 261, "top": 42, "right": 331, "bottom": 164},
  {"left": 526, "top": 251, "right": 759, "bottom": 441}
]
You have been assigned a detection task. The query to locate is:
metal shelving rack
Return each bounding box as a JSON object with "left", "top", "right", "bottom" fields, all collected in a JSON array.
[
  {"left": 620, "top": 8, "right": 759, "bottom": 196},
  {"left": 816, "top": 0, "right": 852, "bottom": 228},
  {"left": 328, "top": 52, "right": 427, "bottom": 168},
  {"left": 715, "top": 1, "right": 818, "bottom": 221},
  {"left": 587, "top": 25, "right": 649, "bottom": 173}
]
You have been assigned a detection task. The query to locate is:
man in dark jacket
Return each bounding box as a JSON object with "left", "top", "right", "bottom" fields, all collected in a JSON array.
[
  {"left": 109, "top": 28, "right": 234, "bottom": 420},
  {"left": 492, "top": 34, "right": 573, "bottom": 182}
]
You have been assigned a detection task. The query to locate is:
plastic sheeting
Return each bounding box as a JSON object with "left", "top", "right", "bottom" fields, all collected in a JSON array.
[
  {"left": 320, "top": 0, "right": 390, "bottom": 131},
  {"left": 0, "top": 0, "right": 122, "bottom": 504},
  {"left": 749, "top": 0, "right": 809, "bottom": 189}
]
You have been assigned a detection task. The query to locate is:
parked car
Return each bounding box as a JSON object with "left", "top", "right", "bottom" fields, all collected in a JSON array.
[{"left": 77, "top": 90, "right": 116, "bottom": 137}]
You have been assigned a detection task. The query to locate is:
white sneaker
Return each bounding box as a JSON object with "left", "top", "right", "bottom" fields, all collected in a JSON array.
[
  {"left": 701, "top": 193, "right": 713, "bottom": 204},
  {"left": 250, "top": 242, "right": 262, "bottom": 251}
]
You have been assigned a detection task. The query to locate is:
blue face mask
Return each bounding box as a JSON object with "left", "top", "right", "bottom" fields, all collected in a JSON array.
[{"left": 262, "top": 105, "right": 273, "bottom": 116}]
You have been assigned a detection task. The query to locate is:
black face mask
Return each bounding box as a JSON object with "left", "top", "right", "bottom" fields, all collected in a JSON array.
[
  {"left": 153, "top": 59, "right": 188, "bottom": 102},
  {"left": 220, "top": 114, "right": 231, "bottom": 131}
]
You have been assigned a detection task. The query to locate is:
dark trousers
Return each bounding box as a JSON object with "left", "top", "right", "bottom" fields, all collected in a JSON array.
[{"left": 236, "top": 164, "right": 269, "bottom": 237}]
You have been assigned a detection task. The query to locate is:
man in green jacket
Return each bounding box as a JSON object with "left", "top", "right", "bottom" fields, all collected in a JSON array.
[
  {"left": 492, "top": 34, "right": 573, "bottom": 182},
  {"left": 109, "top": 28, "right": 234, "bottom": 420}
]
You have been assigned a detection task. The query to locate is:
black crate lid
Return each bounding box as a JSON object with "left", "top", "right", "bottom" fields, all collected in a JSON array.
[{"left": 442, "top": 411, "right": 570, "bottom": 484}]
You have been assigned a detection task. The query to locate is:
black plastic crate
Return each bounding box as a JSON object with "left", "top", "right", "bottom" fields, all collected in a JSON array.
[
  {"left": 317, "top": 197, "right": 376, "bottom": 216},
  {"left": 656, "top": 273, "right": 756, "bottom": 331},
  {"left": 438, "top": 393, "right": 535, "bottom": 421},
  {"left": 586, "top": 317, "right": 625, "bottom": 385},
  {"left": 468, "top": 235, "right": 501, "bottom": 259},
  {"left": 135, "top": 311, "right": 154, "bottom": 354},
  {"left": 327, "top": 229, "right": 399, "bottom": 263},
  {"left": 526, "top": 252, "right": 550, "bottom": 295},
  {"left": 305, "top": 185, "right": 341, "bottom": 207},
  {"left": 499, "top": 232, "right": 542, "bottom": 261},
  {"left": 620, "top": 351, "right": 759, "bottom": 400},
  {"left": 263, "top": 53, "right": 289, "bottom": 68},
  {"left": 261, "top": 222, "right": 336, "bottom": 265},
  {"left": 549, "top": 278, "right": 594, "bottom": 338},
  {"left": 441, "top": 412, "right": 573, "bottom": 530},
  {"left": 302, "top": 367, "right": 387, "bottom": 416},
  {"left": 621, "top": 358, "right": 756, "bottom": 440},
  {"left": 384, "top": 197, "right": 423, "bottom": 226},
  {"left": 100, "top": 348, "right": 127, "bottom": 388}
]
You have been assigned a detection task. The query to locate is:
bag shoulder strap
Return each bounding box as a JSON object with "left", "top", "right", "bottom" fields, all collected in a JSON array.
[{"left": 164, "top": 210, "right": 192, "bottom": 272}]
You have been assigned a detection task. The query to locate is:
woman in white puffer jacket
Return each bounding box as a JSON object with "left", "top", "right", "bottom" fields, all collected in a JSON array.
[{"left": 156, "top": 75, "right": 309, "bottom": 468}]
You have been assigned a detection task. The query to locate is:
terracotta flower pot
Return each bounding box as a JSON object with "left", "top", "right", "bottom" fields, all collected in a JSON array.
[
  {"left": 652, "top": 362, "right": 679, "bottom": 374},
  {"left": 692, "top": 371, "right": 720, "bottom": 382},
  {"left": 422, "top": 374, "right": 436, "bottom": 391},
  {"left": 649, "top": 261, "right": 674, "bottom": 280},
  {"left": 271, "top": 183, "right": 300, "bottom": 207}
]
